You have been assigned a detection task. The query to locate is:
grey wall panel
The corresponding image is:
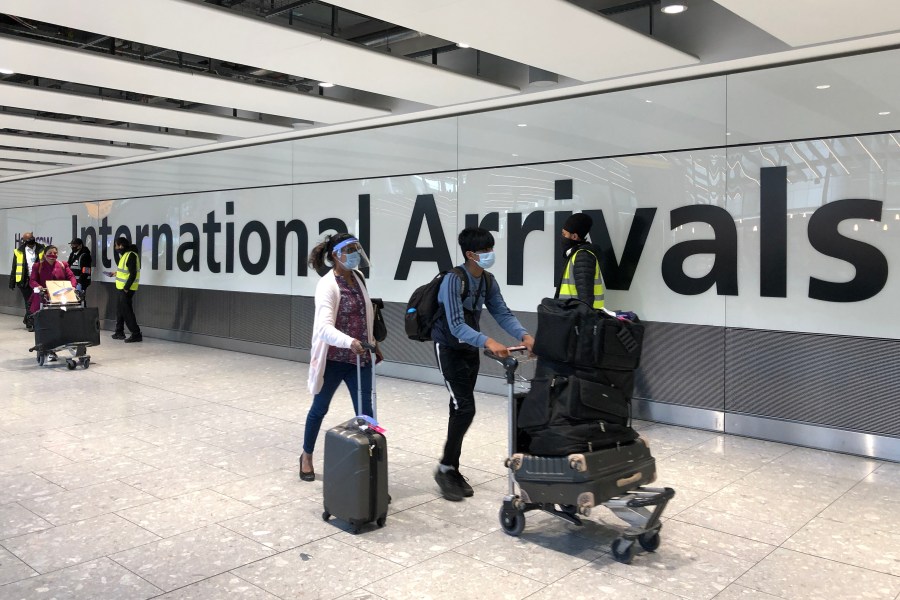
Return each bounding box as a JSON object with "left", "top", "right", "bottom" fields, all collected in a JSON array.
[
  {"left": 290, "top": 296, "right": 314, "bottom": 349},
  {"left": 725, "top": 328, "right": 900, "bottom": 437},
  {"left": 230, "top": 291, "right": 291, "bottom": 345},
  {"left": 634, "top": 321, "right": 725, "bottom": 410}
]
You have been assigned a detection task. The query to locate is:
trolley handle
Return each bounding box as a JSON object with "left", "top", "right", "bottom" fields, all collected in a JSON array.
[{"left": 483, "top": 346, "right": 528, "bottom": 382}]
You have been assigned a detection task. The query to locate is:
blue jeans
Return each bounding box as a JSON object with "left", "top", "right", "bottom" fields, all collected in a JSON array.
[{"left": 303, "top": 360, "right": 373, "bottom": 454}]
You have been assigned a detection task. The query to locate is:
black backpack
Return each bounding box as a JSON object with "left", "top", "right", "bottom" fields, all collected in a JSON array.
[{"left": 404, "top": 267, "right": 493, "bottom": 342}]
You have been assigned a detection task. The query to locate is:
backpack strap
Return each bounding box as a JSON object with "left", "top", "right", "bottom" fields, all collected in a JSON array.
[{"left": 451, "top": 266, "right": 469, "bottom": 300}]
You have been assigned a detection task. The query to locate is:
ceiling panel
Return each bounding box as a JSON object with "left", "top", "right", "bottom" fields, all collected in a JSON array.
[
  {"left": 0, "top": 36, "right": 390, "bottom": 123},
  {"left": 0, "top": 82, "right": 291, "bottom": 138},
  {"left": 324, "top": 0, "right": 698, "bottom": 81},
  {"left": 0, "top": 160, "right": 53, "bottom": 171},
  {"left": 0, "top": 113, "right": 211, "bottom": 149},
  {"left": 712, "top": 0, "right": 900, "bottom": 47},
  {"left": 0, "top": 0, "right": 518, "bottom": 107},
  {"left": 0, "top": 132, "right": 149, "bottom": 157},
  {"left": 0, "top": 149, "right": 98, "bottom": 165}
]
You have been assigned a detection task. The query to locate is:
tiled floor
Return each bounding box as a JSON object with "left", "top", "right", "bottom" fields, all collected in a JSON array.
[{"left": 1, "top": 312, "right": 899, "bottom": 600}]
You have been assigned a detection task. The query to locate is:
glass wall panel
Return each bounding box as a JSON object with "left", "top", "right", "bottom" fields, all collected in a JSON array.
[{"left": 457, "top": 77, "right": 727, "bottom": 170}]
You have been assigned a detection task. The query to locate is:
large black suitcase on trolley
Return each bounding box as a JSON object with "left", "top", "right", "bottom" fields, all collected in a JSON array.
[
  {"left": 33, "top": 306, "right": 100, "bottom": 350},
  {"left": 511, "top": 438, "right": 656, "bottom": 506},
  {"left": 321, "top": 346, "right": 389, "bottom": 533}
]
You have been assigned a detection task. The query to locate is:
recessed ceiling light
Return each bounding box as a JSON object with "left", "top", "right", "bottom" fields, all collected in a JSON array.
[
  {"left": 0, "top": 68, "right": 14, "bottom": 75},
  {"left": 816, "top": 84, "right": 831, "bottom": 90},
  {"left": 456, "top": 42, "right": 470, "bottom": 49},
  {"left": 319, "top": 82, "right": 335, "bottom": 88},
  {"left": 726, "top": 132, "right": 731, "bottom": 136},
  {"left": 512, "top": 153, "right": 519, "bottom": 157},
  {"left": 878, "top": 111, "right": 891, "bottom": 116},
  {"left": 644, "top": 99, "right": 653, "bottom": 103},
  {"left": 661, "top": 0, "right": 687, "bottom": 14},
  {"left": 517, "top": 123, "right": 527, "bottom": 127}
]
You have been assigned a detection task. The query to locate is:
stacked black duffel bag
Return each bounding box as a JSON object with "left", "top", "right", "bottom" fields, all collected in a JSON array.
[{"left": 520, "top": 298, "right": 644, "bottom": 456}]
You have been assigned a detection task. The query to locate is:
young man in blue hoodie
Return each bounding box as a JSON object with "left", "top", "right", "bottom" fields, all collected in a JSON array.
[{"left": 431, "top": 227, "right": 534, "bottom": 501}]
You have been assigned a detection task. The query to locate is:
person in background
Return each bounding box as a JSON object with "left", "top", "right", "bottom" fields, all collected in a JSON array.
[
  {"left": 8, "top": 232, "right": 45, "bottom": 332},
  {"left": 107, "top": 237, "right": 142, "bottom": 343},
  {"left": 66, "top": 237, "right": 92, "bottom": 304},
  {"left": 300, "top": 233, "right": 380, "bottom": 482},
  {"left": 28, "top": 245, "right": 78, "bottom": 315},
  {"left": 431, "top": 227, "right": 534, "bottom": 501},
  {"left": 558, "top": 212, "right": 604, "bottom": 309}
]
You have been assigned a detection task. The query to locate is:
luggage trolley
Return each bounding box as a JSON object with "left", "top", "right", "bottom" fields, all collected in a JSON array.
[
  {"left": 28, "top": 287, "right": 100, "bottom": 370},
  {"left": 485, "top": 347, "right": 675, "bottom": 564}
]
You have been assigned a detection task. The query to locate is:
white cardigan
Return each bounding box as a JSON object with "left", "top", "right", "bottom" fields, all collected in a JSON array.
[{"left": 307, "top": 269, "right": 374, "bottom": 395}]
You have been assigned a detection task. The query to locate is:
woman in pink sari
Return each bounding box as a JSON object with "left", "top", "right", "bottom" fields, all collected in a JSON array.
[{"left": 29, "top": 246, "right": 77, "bottom": 313}]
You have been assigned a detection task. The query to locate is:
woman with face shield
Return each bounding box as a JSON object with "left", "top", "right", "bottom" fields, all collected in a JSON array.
[
  {"left": 28, "top": 245, "right": 78, "bottom": 315},
  {"left": 300, "top": 233, "right": 379, "bottom": 481}
]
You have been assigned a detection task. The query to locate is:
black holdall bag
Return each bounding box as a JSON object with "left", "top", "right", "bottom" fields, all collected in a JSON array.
[
  {"left": 595, "top": 312, "right": 644, "bottom": 371},
  {"left": 533, "top": 297, "right": 644, "bottom": 370},
  {"left": 533, "top": 298, "right": 597, "bottom": 365},
  {"left": 518, "top": 372, "right": 630, "bottom": 432}
]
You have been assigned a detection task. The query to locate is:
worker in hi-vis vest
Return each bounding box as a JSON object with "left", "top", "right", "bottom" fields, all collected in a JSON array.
[
  {"left": 8, "top": 232, "right": 45, "bottom": 331},
  {"left": 557, "top": 212, "right": 604, "bottom": 309},
  {"left": 107, "top": 237, "right": 142, "bottom": 343}
]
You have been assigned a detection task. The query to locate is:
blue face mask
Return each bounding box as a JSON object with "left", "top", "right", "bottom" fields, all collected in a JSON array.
[
  {"left": 343, "top": 251, "right": 361, "bottom": 270},
  {"left": 475, "top": 251, "right": 495, "bottom": 269}
]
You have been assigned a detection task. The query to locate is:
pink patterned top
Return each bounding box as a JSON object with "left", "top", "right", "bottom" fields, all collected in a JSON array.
[{"left": 326, "top": 271, "right": 371, "bottom": 366}]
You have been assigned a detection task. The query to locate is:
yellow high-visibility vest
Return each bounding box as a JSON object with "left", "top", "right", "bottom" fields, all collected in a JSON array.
[
  {"left": 12, "top": 247, "right": 44, "bottom": 283},
  {"left": 115, "top": 250, "right": 141, "bottom": 291},
  {"left": 558, "top": 248, "right": 604, "bottom": 309}
]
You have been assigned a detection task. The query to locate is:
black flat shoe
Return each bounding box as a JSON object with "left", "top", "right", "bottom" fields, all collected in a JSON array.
[{"left": 299, "top": 455, "right": 315, "bottom": 481}]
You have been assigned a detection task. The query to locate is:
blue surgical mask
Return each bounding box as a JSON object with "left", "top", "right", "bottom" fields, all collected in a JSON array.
[
  {"left": 475, "top": 251, "right": 495, "bottom": 269},
  {"left": 343, "top": 251, "right": 361, "bottom": 270}
]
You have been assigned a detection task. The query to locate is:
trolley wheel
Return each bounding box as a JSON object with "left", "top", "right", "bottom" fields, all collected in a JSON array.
[
  {"left": 80, "top": 357, "right": 90, "bottom": 369},
  {"left": 499, "top": 507, "right": 526, "bottom": 537},
  {"left": 322, "top": 511, "right": 330, "bottom": 522},
  {"left": 376, "top": 515, "right": 386, "bottom": 528},
  {"left": 66, "top": 359, "right": 76, "bottom": 370},
  {"left": 36, "top": 352, "right": 46, "bottom": 366},
  {"left": 611, "top": 537, "right": 636, "bottom": 564},
  {"left": 638, "top": 531, "right": 661, "bottom": 552}
]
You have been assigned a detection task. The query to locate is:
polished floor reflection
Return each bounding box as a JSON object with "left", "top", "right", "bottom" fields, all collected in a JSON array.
[{"left": 1, "top": 313, "right": 898, "bottom": 600}]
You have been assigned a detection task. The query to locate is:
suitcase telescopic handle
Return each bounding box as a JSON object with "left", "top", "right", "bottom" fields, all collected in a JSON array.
[{"left": 356, "top": 341, "right": 378, "bottom": 419}]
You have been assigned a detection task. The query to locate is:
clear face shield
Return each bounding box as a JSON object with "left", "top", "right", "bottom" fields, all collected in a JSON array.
[{"left": 332, "top": 237, "right": 371, "bottom": 272}]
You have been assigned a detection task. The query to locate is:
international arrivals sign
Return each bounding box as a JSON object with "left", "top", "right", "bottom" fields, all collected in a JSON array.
[{"left": 4, "top": 141, "right": 899, "bottom": 338}]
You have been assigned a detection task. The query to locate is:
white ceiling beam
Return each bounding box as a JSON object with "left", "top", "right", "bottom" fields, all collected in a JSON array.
[
  {"left": 712, "top": 0, "right": 900, "bottom": 47},
  {"left": 0, "top": 83, "right": 291, "bottom": 138},
  {"left": 0, "top": 160, "right": 53, "bottom": 172},
  {"left": 323, "top": 0, "right": 698, "bottom": 82},
  {"left": 0, "top": 113, "right": 211, "bottom": 149},
  {"left": 0, "top": 36, "right": 389, "bottom": 123},
  {"left": 0, "top": 132, "right": 148, "bottom": 157},
  {"left": 0, "top": 0, "right": 518, "bottom": 107},
  {"left": 0, "top": 149, "right": 97, "bottom": 165}
]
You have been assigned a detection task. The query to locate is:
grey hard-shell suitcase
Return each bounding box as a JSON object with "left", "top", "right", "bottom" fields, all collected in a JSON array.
[{"left": 321, "top": 344, "right": 389, "bottom": 533}]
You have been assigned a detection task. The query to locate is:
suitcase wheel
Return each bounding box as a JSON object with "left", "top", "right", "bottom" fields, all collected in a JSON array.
[
  {"left": 611, "top": 537, "right": 636, "bottom": 564},
  {"left": 80, "top": 357, "right": 90, "bottom": 369},
  {"left": 638, "top": 530, "right": 660, "bottom": 552},
  {"left": 36, "top": 352, "right": 46, "bottom": 366},
  {"left": 376, "top": 515, "right": 386, "bottom": 528},
  {"left": 499, "top": 507, "right": 526, "bottom": 537},
  {"left": 322, "top": 511, "right": 330, "bottom": 522}
]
